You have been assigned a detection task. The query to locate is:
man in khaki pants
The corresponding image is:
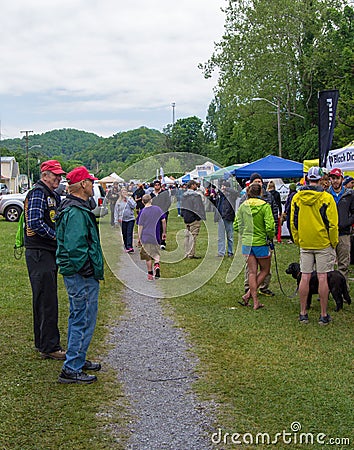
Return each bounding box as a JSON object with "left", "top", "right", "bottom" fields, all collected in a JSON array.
[
  {"left": 181, "top": 180, "right": 206, "bottom": 259},
  {"left": 291, "top": 167, "right": 338, "bottom": 325}
]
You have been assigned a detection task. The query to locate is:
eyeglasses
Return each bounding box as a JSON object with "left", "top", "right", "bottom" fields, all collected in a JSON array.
[{"left": 49, "top": 172, "right": 62, "bottom": 178}]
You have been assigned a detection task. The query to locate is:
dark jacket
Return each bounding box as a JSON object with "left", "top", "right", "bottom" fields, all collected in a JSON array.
[
  {"left": 56, "top": 195, "right": 104, "bottom": 280},
  {"left": 24, "top": 180, "right": 61, "bottom": 252},
  {"left": 106, "top": 187, "right": 119, "bottom": 206},
  {"left": 132, "top": 187, "right": 145, "bottom": 210},
  {"left": 214, "top": 187, "right": 238, "bottom": 222},
  {"left": 181, "top": 190, "right": 206, "bottom": 224},
  {"left": 151, "top": 189, "right": 171, "bottom": 213},
  {"left": 269, "top": 189, "right": 282, "bottom": 214},
  {"left": 327, "top": 187, "right": 354, "bottom": 236}
]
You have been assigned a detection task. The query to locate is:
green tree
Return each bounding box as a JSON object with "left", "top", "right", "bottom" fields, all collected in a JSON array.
[
  {"left": 201, "top": 0, "right": 353, "bottom": 162},
  {"left": 164, "top": 116, "right": 206, "bottom": 154}
]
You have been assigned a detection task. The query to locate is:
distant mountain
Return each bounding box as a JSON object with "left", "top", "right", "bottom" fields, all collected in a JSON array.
[
  {"left": 1, "top": 128, "right": 104, "bottom": 159},
  {"left": 77, "top": 127, "right": 167, "bottom": 167},
  {"left": 0, "top": 127, "right": 168, "bottom": 172}
]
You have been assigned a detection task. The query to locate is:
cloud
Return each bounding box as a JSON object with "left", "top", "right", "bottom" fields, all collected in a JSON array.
[{"left": 0, "top": 0, "right": 225, "bottom": 139}]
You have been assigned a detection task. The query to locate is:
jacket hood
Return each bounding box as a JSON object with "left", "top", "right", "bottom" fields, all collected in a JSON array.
[
  {"left": 243, "top": 197, "right": 268, "bottom": 217},
  {"left": 296, "top": 186, "right": 327, "bottom": 206}
]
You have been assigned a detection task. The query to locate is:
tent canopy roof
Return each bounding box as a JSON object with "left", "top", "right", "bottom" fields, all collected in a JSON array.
[
  {"left": 204, "top": 164, "right": 247, "bottom": 181},
  {"left": 232, "top": 155, "right": 303, "bottom": 179},
  {"left": 99, "top": 172, "right": 124, "bottom": 183}
]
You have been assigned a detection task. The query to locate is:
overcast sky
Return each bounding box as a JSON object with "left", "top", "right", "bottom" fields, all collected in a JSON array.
[{"left": 0, "top": 0, "right": 226, "bottom": 140}]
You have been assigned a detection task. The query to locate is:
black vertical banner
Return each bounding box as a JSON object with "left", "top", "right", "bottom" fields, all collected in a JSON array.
[{"left": 318, "top": 89, "right": 339, "bottom": 167}]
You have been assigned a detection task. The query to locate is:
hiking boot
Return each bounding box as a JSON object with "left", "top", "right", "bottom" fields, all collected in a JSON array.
[
  {"left": 318, "top": 314, "right": 332, "bottom": 326},
  {"left": 58, "top": 370, "right": 97, "bottom": 384},
  {"left": 154, "top": 263, "right": 160, "bottom": 279},
  {"left": 83, "top": 360, "right": 101, "bottom": 371},
  {"left": 258, "top": 288, "right": 275, "bottom": 297},
  {"left": 41, "top": 349, "right": 66, "bottom": 360},
  {"left": 299, "top": 313, "right": 309, "bottom": 324}
]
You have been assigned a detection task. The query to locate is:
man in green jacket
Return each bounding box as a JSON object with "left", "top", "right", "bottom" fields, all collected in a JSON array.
[{"left": 56, "top": 166, "right": 104, "bottom": 384}]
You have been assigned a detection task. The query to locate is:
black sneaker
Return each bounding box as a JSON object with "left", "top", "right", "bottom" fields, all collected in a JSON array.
[
  {"left": 154, "top": 263, "right": 160, "bottom": 279},
  {"left": 58, "top": 370, "right": 97, "bottom": 384},
  {"left": 299, "top": 313, "right": 309, "bottom": 324},
  {"left": 83, "top": 360, "right": 101, "bottom": 371},
  {"left": 318, "top": 314, "right": 332, "bottom": 326},
  {"left": 259, "top": 288, "right": 275, "bottom": 297}
]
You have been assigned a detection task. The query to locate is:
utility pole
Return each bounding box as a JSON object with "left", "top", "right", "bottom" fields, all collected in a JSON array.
[
  {"left": 20, "top": 130, "right": 33, "bottom": 187},
  {"left": 276, "top": 98, "right": 282, "bottom": 158},
  {"left": 171, "top": 102, "right": 176, "bottom": 125}
]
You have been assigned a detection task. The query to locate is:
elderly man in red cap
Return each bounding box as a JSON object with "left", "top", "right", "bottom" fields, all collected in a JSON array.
[
  {"left": 328, "top": 167, "right": 354, "bottom": 288},
  {"left": 24, "top": 159, "right": 67, "bottom": 360},
  {"left": 56, "top": 166, "right": 103, "bottom": 384}
]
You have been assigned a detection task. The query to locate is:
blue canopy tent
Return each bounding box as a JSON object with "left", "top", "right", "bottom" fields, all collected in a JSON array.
[{"left": 231, "top": 155, "right": 303, "bottom": 179}]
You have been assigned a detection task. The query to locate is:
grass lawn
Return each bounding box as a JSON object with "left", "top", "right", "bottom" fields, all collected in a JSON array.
[
  {"left": 161, "top": 209, "right": 354, "bottom": 449},
  {"left": 0, "top": 208, "right": 353, "bottom": 449},
  {"left": 0, "top": 217, "right": 127, "bottom": 449}
]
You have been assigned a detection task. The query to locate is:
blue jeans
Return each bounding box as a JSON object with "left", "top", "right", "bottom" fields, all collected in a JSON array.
[
  {"left": 177, "top": 200, "right": 181, "bottom": 216},
  {"left": 218, "top": 219, "right": 234, "bottom": 256},
  {"left": 121, "top": 219, "right": 135, "bottom": 249},
  {"left": 63, "top": 274, "right": 99, "bottom": 373}
]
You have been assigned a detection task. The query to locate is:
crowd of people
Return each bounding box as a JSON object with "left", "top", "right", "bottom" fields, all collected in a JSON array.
[{"left": 22, "top": 160, "right": 353, "bottom": 384}]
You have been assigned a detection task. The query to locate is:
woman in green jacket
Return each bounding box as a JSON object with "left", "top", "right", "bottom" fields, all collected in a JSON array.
[{"left": 234, "top": 183, "right": 275, "bottom": 309}]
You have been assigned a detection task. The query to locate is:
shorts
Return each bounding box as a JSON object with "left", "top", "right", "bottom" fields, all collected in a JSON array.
[
  {"left": 140, "top": 243, "right": 160, "bottom": 261},
  {"left": 300, "top": 246, "right": 336, "bottom": 273},
  {"left": 242, "top": 245, "right": 271, "bottom": 258}
]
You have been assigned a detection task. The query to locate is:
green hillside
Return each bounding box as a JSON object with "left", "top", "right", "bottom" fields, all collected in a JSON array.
[{"left": 0, "top": 127, "right": 168, "bottom": 177}]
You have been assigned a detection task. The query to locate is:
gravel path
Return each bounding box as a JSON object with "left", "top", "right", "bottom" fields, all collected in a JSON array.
[{"left": 105, "top": 252, "right": 216, "bottom": 449}]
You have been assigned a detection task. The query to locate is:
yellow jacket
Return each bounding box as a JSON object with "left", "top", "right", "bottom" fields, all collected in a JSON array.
[{"left": 290, "top": 186, "right": 338, "bottom": 250}]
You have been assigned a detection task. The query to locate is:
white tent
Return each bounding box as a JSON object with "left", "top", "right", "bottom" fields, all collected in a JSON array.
[
  {"left": 99, "top": 172, "right": 124, "bottom": 183},
  {"left": 326, "top": 141, "right": 354, "bottom": 173},
  {"left": 162, "top": 176, "right": 175, "bottom": 185}
]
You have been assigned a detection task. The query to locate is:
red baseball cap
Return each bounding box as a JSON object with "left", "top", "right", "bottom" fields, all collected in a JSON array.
[
  {"left": 329, "top": 168, "right": 344, "bottom": 178},
  {"left": 66, "top": 166, "right": 98, "bottom": 185},
  {"left": 40, "top": 159, "right": 66, "bottom": 175}
]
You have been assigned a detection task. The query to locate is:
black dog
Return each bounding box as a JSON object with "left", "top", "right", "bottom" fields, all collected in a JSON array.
[{"left": 285, "top": 262, "right": 351, "bottom": 312}]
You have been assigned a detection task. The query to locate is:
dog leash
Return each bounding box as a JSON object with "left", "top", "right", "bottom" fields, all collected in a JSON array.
[{"left": 269, "top": 240, "right": 298, "bottom": 299}]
